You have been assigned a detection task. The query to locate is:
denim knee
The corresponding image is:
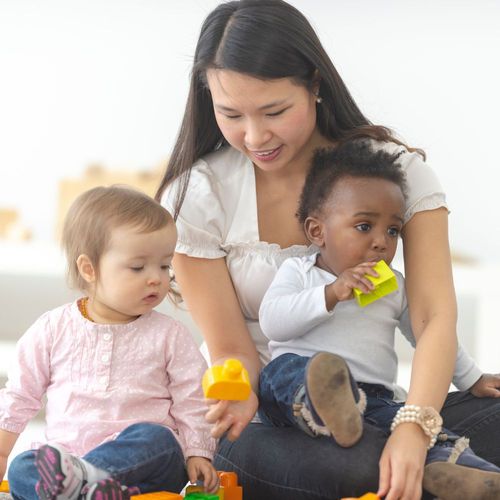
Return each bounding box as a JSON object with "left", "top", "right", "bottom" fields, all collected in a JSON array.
[
  {"left": 84, "top": 422, "right": 186, "bottom": 489},
  {"left": 8, "top": 449, "right": 36, "bottom": 481},
  {"left": 120, "top": 422, "right": 181, "bottom": 453},
  {"left": 8, "top": 450, "right": 38, "bottom": 499},
  {"left": 120, "top": 422, "right": 176, "bottom": 442}
]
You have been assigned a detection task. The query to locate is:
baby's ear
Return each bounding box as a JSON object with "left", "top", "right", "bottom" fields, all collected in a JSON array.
[
  {"left": 304, "top": 216, "right": 325, "bottom": 247},
  {"left": 76, "top": 254, "right": 96, "bottom": 284}
]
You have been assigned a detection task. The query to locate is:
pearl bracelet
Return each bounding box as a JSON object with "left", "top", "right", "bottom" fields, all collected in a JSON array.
[{"left": 390, "top": 405, "right": 443, "bottom": 449}]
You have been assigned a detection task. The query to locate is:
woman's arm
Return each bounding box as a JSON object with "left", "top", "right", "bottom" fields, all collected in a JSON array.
[
  {"left": 403, "top": 207, "right": 457, "bottom": 408},
  {"left": 172, "top": 253, "right": 260, "bottom": 440},
  {"left": 379, "top": 207, "right": 458, "bottom": 500}
]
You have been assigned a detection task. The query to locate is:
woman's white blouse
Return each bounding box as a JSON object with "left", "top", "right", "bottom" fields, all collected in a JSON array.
[{"left": 162, "top": 144, "right": 447, "bottom": 365}]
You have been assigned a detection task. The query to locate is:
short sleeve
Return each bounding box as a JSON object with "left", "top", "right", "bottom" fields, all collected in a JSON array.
[
  {"left": 376, "top": 142, "right": 448, "bottom": 224},
  {"left": 162, "top": 161, "right": 227, "bottom": 259}
]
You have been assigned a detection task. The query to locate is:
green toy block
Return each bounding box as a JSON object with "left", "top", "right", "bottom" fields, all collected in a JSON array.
[
  {"left": 184, "top": 493, "right": 219, "bottom": 500},
  {"left": 353, "top": 260, "right": 398, "bottom": 307}
]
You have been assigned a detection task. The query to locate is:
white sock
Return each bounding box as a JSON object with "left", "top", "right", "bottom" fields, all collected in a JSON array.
[
  {"left": 79, "top": 458, "right": 110, "bottom": 484},
  {"left": 60, "top": 456, "right": 109, "bottom": 500}
]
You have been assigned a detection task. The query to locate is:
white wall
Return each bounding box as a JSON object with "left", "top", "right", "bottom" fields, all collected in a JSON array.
[{"left": 1, "top": 0, "right": 499, "bottom": 262}]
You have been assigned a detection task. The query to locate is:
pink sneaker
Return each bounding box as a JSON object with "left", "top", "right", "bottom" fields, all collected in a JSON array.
[
  {"left": 35, "top": 444, "right": 87, "bottom": 500},
  {"left": 83, "top": 479, "right": 131, "bottom": 500}
]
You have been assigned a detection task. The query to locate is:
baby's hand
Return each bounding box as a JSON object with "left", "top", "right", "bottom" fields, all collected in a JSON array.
[
  {"left": 470, "top": 373, "right": 500, "bottom": 398},
  {"left": 186, "top": 456, "right": 219, "bottom": 494},
  {"left": 332, "top": 262, "right": 378, "bottom": 301}
]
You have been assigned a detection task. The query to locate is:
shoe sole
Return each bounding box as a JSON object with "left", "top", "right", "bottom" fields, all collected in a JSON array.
[
  {"left": 35, "top": 445, "right": 67, "bottom": 500},
  {"left": 306, "top": 352, "right": 362, "bottom": 447},
  {"left": 36, "top": 480, "right": 56, "bottom": 500},
  {"left": 85, "top": 479, "right": 131, "bottom": 500},
  {"left": 424, "top": 462, "right": 500, "bottom": 500}
]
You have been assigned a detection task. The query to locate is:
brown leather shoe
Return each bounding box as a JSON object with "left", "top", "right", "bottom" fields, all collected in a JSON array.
[
  {"left": 424, "top": 462, "right": 500, "bottom": 500},
  {"left": 305, "top": 352, "right": 363, "bottom": 447}
]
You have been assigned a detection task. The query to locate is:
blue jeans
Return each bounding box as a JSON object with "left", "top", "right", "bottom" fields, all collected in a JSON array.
[
  {"left": 230, "top": 352, "right": 500, "bottom": 500},
  {"left": 8, "top": 423, "right": 188, "bottom": 500},
  {"left": 359, "top": 382, "right": 493, "bottom": 467}
]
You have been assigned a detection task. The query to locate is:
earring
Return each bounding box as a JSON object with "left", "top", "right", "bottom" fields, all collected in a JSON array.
[{"left": 314, "top": 92, "right": 323, "bottom": 104}]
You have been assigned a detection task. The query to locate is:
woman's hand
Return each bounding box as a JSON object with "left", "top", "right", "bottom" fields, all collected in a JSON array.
[
  {"left": 470, "top": 373, "right": 500, "bottom": 398},
  {"left": 205, "top": 390, "right": 259, "bottom": 441},
  {"left": 377, "top": 424, "right": 428, "bottom": 500},
  {"left": 186, "top": 456, "right": 220, "bottom": 493}
]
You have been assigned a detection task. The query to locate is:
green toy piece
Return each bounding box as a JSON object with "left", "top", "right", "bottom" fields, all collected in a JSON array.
[
  {"left": 184, "top": 493, "right": 219, "bottom": 500},
  {"left": 353, "top": 260, "right": 398, "bottom": 307}
]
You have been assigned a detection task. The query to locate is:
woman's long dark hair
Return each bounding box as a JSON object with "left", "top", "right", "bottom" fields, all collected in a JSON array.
[{"left": 156, "top": 0, "right": 423, "bottom": 218}]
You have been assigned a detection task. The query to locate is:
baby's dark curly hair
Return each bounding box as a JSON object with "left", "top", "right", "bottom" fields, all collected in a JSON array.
[{"left": 297, "top": 140, "right": 408, "bottom": 224}]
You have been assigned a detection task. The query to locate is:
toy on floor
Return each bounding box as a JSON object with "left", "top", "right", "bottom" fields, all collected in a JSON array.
[
  {"left": 341, "top": 493, "right": 380, "bottom": 500},
  {"left": 202, "top": 359, "right": 251, "bottom": 401},
  {"left": 353, "top": 260, "right": 398, "bottom": 307},
  {"left": 184, "top": 493, "right": 219, "bottom": 499},
  {"left": 0, "top": 481, "right": 11, "bottom": 500},
  {"left": 131, "top": 493, "right": 182, "bottom": 499},
  {"left": 185, "top": 487, "right": 220, "bottom": 499},
  {"left": 185, "top": 471, "right": 242, "bottom": 500},
  {"left": 218, "top": 471, "right": 242, "bottom": 500},
  {"left": 131, "top": 470, "right": 243, "bottom": 500}
]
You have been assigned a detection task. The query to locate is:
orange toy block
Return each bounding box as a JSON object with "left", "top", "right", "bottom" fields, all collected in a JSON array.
[
  {"left": 131, "top": 492, "right": 182, "bottom": 499},
  {"left": 0, "top": 481, "right": 9, "bottom": 493},
  {"left": 218, "top": 472, "right": 242, "bottom": 500},
  {"left": 185, "top": 470, "right": 242, "bottom": 500},
  {"left": 341, "top": 493, "right": 380, "bottom": 500},
  {"left": 202, "top": 359, "right": 251, "bottom": 401}
]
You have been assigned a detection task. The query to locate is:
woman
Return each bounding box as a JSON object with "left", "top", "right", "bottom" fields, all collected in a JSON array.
[{"left": 157, "top": 1, "right": 500, "bottom": 499}]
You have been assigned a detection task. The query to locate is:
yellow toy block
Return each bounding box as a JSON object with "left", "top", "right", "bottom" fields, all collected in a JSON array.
[
  {"left": 341, "top": 493, "right": 380, "bottom": 500},
  {"left": 0, "top": 481, "right": 9, "bottom": 493},
  {"left": 131, "top": 492, "right": 182, "bottom": 499},
  {"left": 353, "top": 260, "right": 398, "bottom": 307},
  {"left": 202, "top": 359, "right": 251, "bottom": 401}
]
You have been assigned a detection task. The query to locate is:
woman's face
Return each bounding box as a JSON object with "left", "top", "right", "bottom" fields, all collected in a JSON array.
[{"left": 206, "top": 69, "right": 320, "bottom": 173}]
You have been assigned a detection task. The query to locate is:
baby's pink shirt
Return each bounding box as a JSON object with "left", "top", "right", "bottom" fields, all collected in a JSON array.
[{"left": 0, "top": 302, "right": 216, "bottom": 459}]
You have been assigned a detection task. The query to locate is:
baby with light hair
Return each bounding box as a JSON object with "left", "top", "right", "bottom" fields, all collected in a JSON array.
[{"left": 0, "top": 186, "right": 218, "bottom": 499}]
